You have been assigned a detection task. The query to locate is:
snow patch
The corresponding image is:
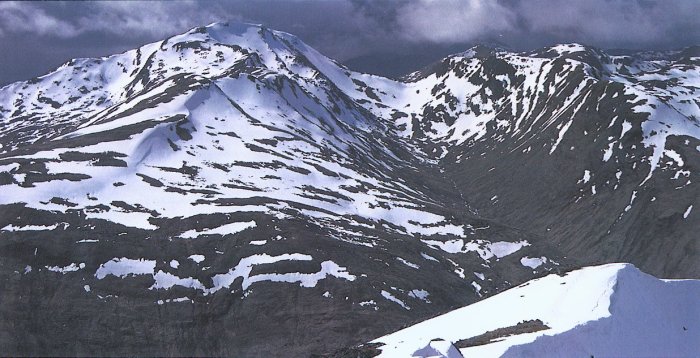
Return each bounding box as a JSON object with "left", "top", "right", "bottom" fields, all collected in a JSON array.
[
  {"left": 95, "top": 258, "right": 156, "bottom": 279},
  {"left": 664, "top": 149, "right": 684, "bottom": 167},
  {"left": 581, "top": 170, "right": 591, "bottom": 184},
  {"left": 208, "top": 253, "right": 355, "bottom": 293},
  {"left": 423, "top": 239, "right": 530, "bottom": 261},
  {"left": 397, "top": 257, "right": 420, "bottom": 269},
  {"left": 151, "top": 270, "right": 205, "bottom": 290},
  {"left": 408, "top": 289, "right": 430, "bottom": 303},
  {"left": 520, "top": 256, "right": 547, "bottom": 269},
  {"left": 602, "top": 142, "right": 615, "bottom": 161},
  {"left": 381, "top": 290, "right": 410, "bottom": 310},
  {"left": 1, "top": 223, "right": 59, "bottom": 232},
  {"left": 421, "top": 252, "right": 439, "bottom": 262},
  {"left": 46, "top": 262, "right": 85, "bottom": 274},
  {"left": 471, "top": 281, "right": 482, "bottom": 296},
  {"left": 683, "top": 205, "right": 693, "bottom": 219},
  {"left": 180, "top": 221, "right": 257, "bottom": 238}
]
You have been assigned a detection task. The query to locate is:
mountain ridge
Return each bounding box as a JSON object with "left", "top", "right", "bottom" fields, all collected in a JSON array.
[{"left": 0, "top": 21, "right": 697, "bottom": 356}]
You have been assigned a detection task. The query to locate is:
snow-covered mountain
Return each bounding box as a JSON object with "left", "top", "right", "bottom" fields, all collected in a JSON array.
[
  {"left": 353, "top": 43, "right": 700, "bottom": 278},
  {"left": 371, "top": 263, "right": 700, "bottom": 357},
  {"left": 0, "top": 22, "right": 697, "bottom": 356}
]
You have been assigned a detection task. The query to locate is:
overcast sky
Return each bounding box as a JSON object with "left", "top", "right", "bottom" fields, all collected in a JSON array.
[{"left": 1, "top": 0, "right": 699, "bottom": 86}]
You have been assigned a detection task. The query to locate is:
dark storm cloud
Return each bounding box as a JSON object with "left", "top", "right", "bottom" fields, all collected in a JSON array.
[{"left": 1, "top": 0, "right": 699, "bottom": 86}]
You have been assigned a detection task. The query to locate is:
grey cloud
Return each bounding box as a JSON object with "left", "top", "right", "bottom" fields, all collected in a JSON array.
[
  {"left": 391, "top": 0, "right": 700, "bottom": 50},
  {"left": 0, "top": 0, "right": 698, "bottom": 86},
  {"left": 514, "top": 0, "right": 700, "bottom": 48},
  {"left": 75, "top": 2, "right": 232, "bottom": 38},
  {"left": 395, "top": 0, "right": 516, "bottom": 43},
  {"left": 0, "top": 1, "right": 230, "bottom": 39},
  {"left": 0, "top": 2, "right": 79, "bottom": 38}
]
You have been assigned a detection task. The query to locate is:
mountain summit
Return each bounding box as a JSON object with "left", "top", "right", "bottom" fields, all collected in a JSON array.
[{"left": 0, "top": 22, "right": 698, "bottom": 356}]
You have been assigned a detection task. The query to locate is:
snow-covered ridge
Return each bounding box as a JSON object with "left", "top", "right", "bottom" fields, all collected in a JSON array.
[
  {"left": 3, "top": 22, "right": 698, "bottom": 183},
  {"left": 2, "top": 21, "right": 529, "bottom": 320},
  {"left": 351, "top": 41, "right": 700, "bottom": 183},
  {"left": 0, "top": 21, "right": 371, "bottom": 154},
  {"left": 0, "top": 21, "right": 458, "bottom": 238},
  {"left": 372, "top": 263, "right": 700, "bottom": 357}
]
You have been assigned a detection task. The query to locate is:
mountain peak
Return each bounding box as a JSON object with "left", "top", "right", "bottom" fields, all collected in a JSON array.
[
  {"left": 451, "top": 44, "right": 502, "bottom": 60},
  {"left": 179, "top": 21, "right": 304, "bottom": 50}
]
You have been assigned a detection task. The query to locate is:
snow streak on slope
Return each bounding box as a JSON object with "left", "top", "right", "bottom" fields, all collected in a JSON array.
[{"left": 372, "top": 263, "right": 700, "bottom": 357}]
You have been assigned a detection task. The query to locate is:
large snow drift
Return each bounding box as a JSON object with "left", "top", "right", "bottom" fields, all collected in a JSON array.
[{"left": 372, "top": 263, "right": 700, "bottom": 357}]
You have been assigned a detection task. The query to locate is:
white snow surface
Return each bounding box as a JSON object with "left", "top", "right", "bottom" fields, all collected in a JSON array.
[
  {"left": 94, "top": 253, "right": 355, "bottom": 293},
  {"left": 683, "top": 205, "right": 693, "bottom": 219},
  {"left": 422, "top": 239, "right": 530, "bottom": 261},
  {"left": 1, "top": 223, "right": 60, "bottom": 232},
  {"left": 412, "top": 340, "right": 463, "bottom": 358},
  {"left": 520, "top": 256, "right": 547, "bottom": 269},
  {"left": 581, "top": 170, "right": 591, "bottom": 183},
  {"left": 95, "top": 258, "right": 156, "bottom": 279},
  {"left": 46, "top": 262, "right": 85, "bottom": 274},
  {"left": 381, "top": 290, "right": 410, "bottom": 310},
  {"left": 372, "top": 263, "right": 700, "bottom": 357},
  {"left": 208, "top": 253, "right": 356, "bottom": 293},
  {"left": 179, "top": 221, "right": 257, "bottom": 239}
]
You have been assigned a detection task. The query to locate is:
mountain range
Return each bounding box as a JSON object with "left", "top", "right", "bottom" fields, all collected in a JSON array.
[{"left": 0, "top": 22, "right": 698, "bottom": 356}]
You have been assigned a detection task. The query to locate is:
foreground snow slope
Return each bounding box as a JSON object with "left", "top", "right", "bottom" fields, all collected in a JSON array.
[{"left": 373, "top": 263, "right": 700, "bottom": 357}]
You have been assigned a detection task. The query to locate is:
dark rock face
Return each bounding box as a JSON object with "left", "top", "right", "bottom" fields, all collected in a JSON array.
[{"left": 0, "top": 23, "right": 697, "bottom": 356}]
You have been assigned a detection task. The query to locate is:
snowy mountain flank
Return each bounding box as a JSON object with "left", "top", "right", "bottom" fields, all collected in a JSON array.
[{"left": 0, "top": 23, "right": 698, "bottom": 356}]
